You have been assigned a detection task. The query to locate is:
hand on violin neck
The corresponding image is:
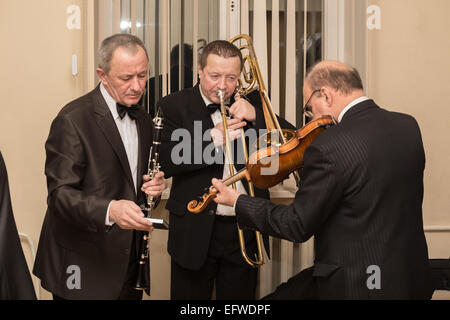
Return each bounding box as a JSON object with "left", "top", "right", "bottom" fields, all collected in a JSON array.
[{"left": 211, "top": 178, "right": 241, "bottom": 207}]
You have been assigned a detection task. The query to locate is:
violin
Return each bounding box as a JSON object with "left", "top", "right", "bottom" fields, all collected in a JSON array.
[{"left": 187, "top": 115, "right": 335, "bottom": 213}]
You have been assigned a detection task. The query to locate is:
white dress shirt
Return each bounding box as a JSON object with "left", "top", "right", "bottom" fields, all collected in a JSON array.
[
  {"left": 199, "top": 87, "right": 247, "bottom": 216},
  {"left": 337, "top": 96, "right": 369, "bottom": 123},
  {"left": 100, "top": 83, "right": 139, "bottom": 225}
]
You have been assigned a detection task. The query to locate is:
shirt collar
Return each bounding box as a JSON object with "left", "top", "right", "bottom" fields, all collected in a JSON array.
[
  {"left": 199, "top": 85, "right": 231, "bottom": 109},
  {"left": 337, "top": 96, "right": 369, "bottom": 123},
  {"left": 100, "top": 83, "right": 120, "bottom": 120},
  {"left": 199, "top": 85, "right": 213, "bottom": 107}
]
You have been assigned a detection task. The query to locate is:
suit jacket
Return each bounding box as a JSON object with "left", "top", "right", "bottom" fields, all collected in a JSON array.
[
  {"left": 158, "top": 84, "right": 294, "bottom": 270},
  {"left": 0, "top": 152, "right": 37, "bottom": 300},
  {"left": 33, "top": 85, "right": 153, "bottom": 299},
  {"left": 236, "top": 99, "right": 433, "bottom": 299}
]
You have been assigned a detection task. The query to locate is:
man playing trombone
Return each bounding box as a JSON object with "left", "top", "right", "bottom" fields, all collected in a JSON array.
[{"left": 157, "top": 40, "right": 293, "bottom": 300}]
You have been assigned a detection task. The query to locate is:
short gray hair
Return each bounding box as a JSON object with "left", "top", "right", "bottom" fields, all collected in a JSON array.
[
  {"left": 98, "top": 33, "right": 149, "bottom": 74},
  {"left": 306, "top": 63, "right": 364, "bottom": 95}
]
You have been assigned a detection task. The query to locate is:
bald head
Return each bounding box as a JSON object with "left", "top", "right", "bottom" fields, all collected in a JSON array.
[{"left": 305, "top": 60, "right": 364, "bottom": 95}]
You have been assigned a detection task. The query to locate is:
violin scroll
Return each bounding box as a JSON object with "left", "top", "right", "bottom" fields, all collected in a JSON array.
[{"left": 187, "top": 186, "right": 218, "bottom": 213}]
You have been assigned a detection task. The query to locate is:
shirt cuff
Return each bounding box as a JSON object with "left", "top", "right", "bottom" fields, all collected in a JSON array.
[{"left": 105, "top": 200, "right": 115, "bottom": 226}]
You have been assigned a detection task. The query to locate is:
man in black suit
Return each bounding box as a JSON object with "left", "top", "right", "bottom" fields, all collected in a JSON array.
[
  {"left": 212, "top": 60, "right": 433, "bottom": 299},
  {"left": 0, "top": 151, "right": 36, "bottom": 300},
  {"left": 33, "top": 34, "right": 166, "bottom": 300},
  {"left": 157, "top": 40, "right": 293, "bottom": 300}
]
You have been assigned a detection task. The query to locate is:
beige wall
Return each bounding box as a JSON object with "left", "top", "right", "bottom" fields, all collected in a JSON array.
[
  {"left": 0, "top": 0, "right": 93, "bottom": 299},
  {"left": 366, "top": 0, "right": 450, "bottom": 259}
]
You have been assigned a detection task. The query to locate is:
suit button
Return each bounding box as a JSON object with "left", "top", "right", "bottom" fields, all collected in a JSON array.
[
  {"left": 208, "top": 210, "right": 215, "bottom": 216},
  {"left": 124, "top": 249, "right": 130, "bottom": 255}
]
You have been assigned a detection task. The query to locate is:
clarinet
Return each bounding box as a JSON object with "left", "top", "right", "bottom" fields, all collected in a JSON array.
[{"left": 134, "top": 108, "right": 163, "bottom": 295}]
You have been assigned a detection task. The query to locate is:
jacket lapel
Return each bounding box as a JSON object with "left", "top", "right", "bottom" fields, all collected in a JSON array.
[
  {"left": 91, "top": 86, "right": 135, "bottom": 193},
  {"left": 189, "top": 85, "right": 215, "bottom": 130},
  {"left": 135, "top": 109, "right": 152, "bottom": 194}
]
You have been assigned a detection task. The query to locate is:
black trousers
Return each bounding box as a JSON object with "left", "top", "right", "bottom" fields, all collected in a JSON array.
[
  {"left": 53, "top": 231, "right": 143, "bottom": 300},
  {"left": 263, "top": 266, "right": 317, "bottom": 300},
  {"left": 171, "top": 216, "right": 258, "bottom": 300}
]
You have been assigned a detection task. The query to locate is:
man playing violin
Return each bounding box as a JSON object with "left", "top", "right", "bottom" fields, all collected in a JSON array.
[{"left": 212, "top": 60, "right": 433, "bottom": 299}]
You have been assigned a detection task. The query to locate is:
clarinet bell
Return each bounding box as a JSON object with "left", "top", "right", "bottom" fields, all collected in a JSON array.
[{"left": 134, "top": 257, "right": 150, "bottom": 295}]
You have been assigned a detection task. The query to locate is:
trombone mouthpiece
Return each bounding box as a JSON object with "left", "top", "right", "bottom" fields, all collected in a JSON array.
[{"left": 217, "top": 90, "right": 224, "bottom": 102}]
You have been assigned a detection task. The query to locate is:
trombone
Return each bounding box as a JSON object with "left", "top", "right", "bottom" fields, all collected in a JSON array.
[
  {"left": 217, "top": 89, "right": 264, "bottom": 267},
  {"left": 230, "top": 34, "right": 300, "bottom": 183},
  {"left": 228, "top": 34, "right": 300, "bottom": 266}
]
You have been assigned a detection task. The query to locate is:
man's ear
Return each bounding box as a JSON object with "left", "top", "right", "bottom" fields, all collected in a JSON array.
[
  {"left": 197, "top": 65, "right": 203, "bottom": 79},
  {"left": 96, "top": 68, "right": 107, "bottom": 84},
  {"left": 320, "top": 87, "right": 333, "bottom": 106}
]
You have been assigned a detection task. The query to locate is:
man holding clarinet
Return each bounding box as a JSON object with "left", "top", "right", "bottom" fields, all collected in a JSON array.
[{"left": 33, "top": 34, "right": 165, "bottom": 300}]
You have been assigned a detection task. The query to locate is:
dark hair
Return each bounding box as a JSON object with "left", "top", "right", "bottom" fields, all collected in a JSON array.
[
  {"left": 306, "top": 63, "right": 364, "bottom": 94},
  {"left": 170, "top": 43, "right": 194, "bottom": 67},
  {"left": 98, "top": 33, "right": 149, "bottom": 74},
  {"left": 198, "top": 40, "right": 243, "bottom": 70}
]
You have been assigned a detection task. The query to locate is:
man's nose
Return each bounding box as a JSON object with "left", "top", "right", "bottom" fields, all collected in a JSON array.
[
  {"left": 218, "top": 77, "right": 227, "bottom": 90},
  {"left": 131, "top": 77, "right": 142, "bottom": 92}
]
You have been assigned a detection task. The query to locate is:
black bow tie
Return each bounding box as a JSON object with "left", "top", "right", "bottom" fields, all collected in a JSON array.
[
  {"left": 206, "top": 103, "right": 221, "bottom": 114},
  {"left": 207, "top": 103, "right": 230, "bottom": 115},
  {"left": 116, "top": 103, "right": 140, "bottom": 120}
]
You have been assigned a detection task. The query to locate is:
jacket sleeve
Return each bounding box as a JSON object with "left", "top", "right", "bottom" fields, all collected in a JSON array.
[
  {"left": 45, "top": 114, "right": 110, "bottom": 233},
  {"left": 235, "top": 143, "right": 343, "bottom": 243}
]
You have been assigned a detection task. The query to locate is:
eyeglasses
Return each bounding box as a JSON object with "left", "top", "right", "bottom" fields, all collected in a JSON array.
[{"left": 302, "top": 89, "right": 320, "bottom": 118}]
